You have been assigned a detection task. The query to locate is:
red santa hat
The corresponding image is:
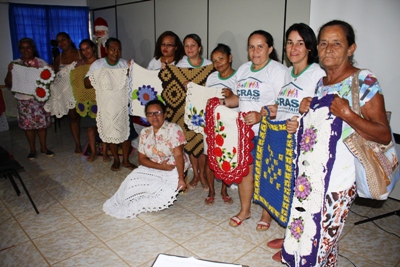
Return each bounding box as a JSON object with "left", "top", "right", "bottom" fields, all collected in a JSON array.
[{"left": 94, "top": 17, "right": 108, "bottom": 32}]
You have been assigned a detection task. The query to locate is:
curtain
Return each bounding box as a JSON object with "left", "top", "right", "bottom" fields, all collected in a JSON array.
[{"left": 9, "top": 3, "right": 89, "bottom": 64}]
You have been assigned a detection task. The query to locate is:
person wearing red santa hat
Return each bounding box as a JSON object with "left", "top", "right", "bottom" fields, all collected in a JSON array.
[{"left": 94, "top": 17, "right": 109, "bottom": 58}]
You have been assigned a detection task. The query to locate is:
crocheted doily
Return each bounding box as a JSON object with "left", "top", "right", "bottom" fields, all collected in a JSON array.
[
  {"left": 44, "top": 62, "right": 77, "bottom": 117},
  {"left": 159, "top": 64, "right": 215, "bottom": 157},
  {"left": 11, "top": 64, "right": 55, "bottom": 102},
  {"left": 282, "top": 94, "right": 343, "bottom": 267},
  {"left": 253, "top": 108, "right": 296, "bottom": 227},
  {"left": 129, "top": 62, "right": 164, "bottom": 120},
  {"left": 185, "top": 82, "right": 223, "bottom": 135},
  {"left": 103, "top": 166, "right": 180, "bottom": 218},
  {"left": 89, "top": 67, "right": 130, "bottom": 144},
  {"left": 71, "top": 64, "right": 97, "bottom": 118},
  {"left": 205, "top": 97, "right": 254, "bottom": 185}
]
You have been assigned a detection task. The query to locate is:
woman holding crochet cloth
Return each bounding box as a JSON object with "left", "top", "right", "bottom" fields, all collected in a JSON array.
[
  {"left": 282, "top": 20, "right": 391, "bottom": 266},
  {"left": 103, "top": 99, "right": 189, "bottom": 218},
  {"left": 4, "top": 38, "right": 54, "bottom": 159}
]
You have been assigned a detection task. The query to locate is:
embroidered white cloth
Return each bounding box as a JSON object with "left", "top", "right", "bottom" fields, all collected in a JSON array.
[
  {"left": 44, "top": 62, "right": 76, "bottom": 117},
  {"left": 129, "top": 62, "right": 164, "bottom": 118},
  {"left": 103, "top": 166, "right": 179, "bottom": 218},
  {"left": 89, "top": 67, "right": 130, "bottom": 144},
  {"left": 185, "top": 82, "right": 222, "bottom": 134},
  {"left": 282, "top": 95, "right": 343, "bottom": 266}
]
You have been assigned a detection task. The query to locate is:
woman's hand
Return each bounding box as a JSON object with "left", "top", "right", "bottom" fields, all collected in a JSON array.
[
  {"left": 286, "top": 116, "right": 299, "bottom": 134},
  {"left": 7, "top": 62, "right": 14, "bottom": 72},
  {"left": 221, "top": 88, "right": 232, "bottom": 98},
  {"left": 260, "top": 105, "right": 278, "bottom": 118},
  {"left": 183, "top": 80, "right": 190, "bottom": 90},
  {"left": 177, "top": 178, "right": 187, "bottom": 191},
  {"left": 159, "top": 160, "right": 175, "bottom": 171},
  {"left": 244, "top": 111, "right": 260, "bottom": 125},
  {"left": 161, "top": 60, "right": 168, "bottom": 69},
  {"left": 299, "top": 97, "right": 312, "bottom": 114},
  {"left": 330, "top": 95, "right": 353, "bottom": 120}
]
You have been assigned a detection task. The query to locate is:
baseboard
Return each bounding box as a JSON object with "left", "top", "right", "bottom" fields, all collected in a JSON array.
[{"left": 394, "top": 133, "right": 400, "bottom": 144}]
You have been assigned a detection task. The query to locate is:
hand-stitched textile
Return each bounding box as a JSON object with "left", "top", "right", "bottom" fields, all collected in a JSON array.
[
  {"left": 71, "top": 64, "right": 97, "bottom": 118},
  {"left": 89, "top": 68, "right": 130, "bottom": 144},
  {"left": 185, "top": 82, "right": 222, "bottom": 135},
  {"left": 103, "top": 166, "right": 180, "bottom": 218},
  {"left": 282, "top": 94, "right": 343, "bottom": 267},
  {"left": 158, "top": 64, "right": 215, "bottom": 156},
  {"left": 11, "top": 64, "right": 55, "bottom": 102},
  {"left": 205, "top": 97, "right": 254, "bottom": 185},
  {"left": 44, "top": 63, "right": 77, "bottom": 117},
  {"left": 253, "top": 108, "right": 296, "bottom": 227},
  {"left": 129, "top": 62, "right": 164, "bottom": 120}
]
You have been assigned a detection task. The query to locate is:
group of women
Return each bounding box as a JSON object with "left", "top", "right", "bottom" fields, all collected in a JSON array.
[{"left": 6, "top": 19, "right": 392, "bottom": 266}]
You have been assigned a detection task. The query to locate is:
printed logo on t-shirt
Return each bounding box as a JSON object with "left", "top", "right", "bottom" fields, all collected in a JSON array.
[
  {"left": 277, "top": 82, "right": 300, "bottom": 114},
  {"left": 236, "top": 77, "right": 261, "bottom": 102}
]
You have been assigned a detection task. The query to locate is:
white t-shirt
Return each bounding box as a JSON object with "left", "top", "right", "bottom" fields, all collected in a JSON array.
[
  {"left": 276, "top": 63, "right": 325, "bottom": 120},
  {"left": 147, "top": 57, "right": 177, "bottom": 70},
  {"left": 236, "top": 60, "right": 287, "bottom": 135},
  {"left": 176, "top": 56, "right": 212, "bottom": 68},
  {"left": 12, "top": 57, "right": 47, "bottom": 101},
  {"left": 85, "top": 58, "right": 128, "bottom": 77}
]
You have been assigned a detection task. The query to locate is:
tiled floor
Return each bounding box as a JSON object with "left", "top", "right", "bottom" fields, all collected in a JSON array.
[{"left": 1, "top": 118, "right": 399, "bottom": 267}]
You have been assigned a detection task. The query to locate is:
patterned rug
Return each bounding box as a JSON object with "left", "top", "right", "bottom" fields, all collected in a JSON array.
[
  {"left": 282, "top": 94, "right": 343, "bottom": 266},
  {"left": 205, "top": 97, "right": 254, "bottom": 185},
  {"left": 71, "top": 64, "right": 97, "bottom": 118},
  {"left": 158, "top": 64, "right": 214, "bottom": 156},
  {"left": 253, "top": 108, "right": 296, "bottom": 227}
]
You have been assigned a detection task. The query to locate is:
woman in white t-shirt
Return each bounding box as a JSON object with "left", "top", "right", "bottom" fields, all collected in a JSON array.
[
  {"left": 204, "top": 43, "right": 237, "bottom": 206},
  {"left": 177, "top": 33, "right": 212, "bottom": 191},
  {"left": 223, "top": 30, "right": 288, "bottom": 228},
  {"left": 147, "top": 31, "right": 184, "bottom": 70}
]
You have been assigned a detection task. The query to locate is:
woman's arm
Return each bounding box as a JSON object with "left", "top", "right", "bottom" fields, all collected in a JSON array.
[
  {"left": 172, "top": 144, "right": 186, "bottom": 190},
  {"left": 4, "top": 62, "right": 13, "bottom": 88},
  {"left": 84, "top": 77, "right": 92, "bottom": 89},
  {"left": 138, "top": 152, "right": 175, "bottom": 171},
  {"left": 330, "top": 94, "right": 391, "bottom": 144},
  {"left": 222, "top": 88, "right": 239, "bottom": 108}
]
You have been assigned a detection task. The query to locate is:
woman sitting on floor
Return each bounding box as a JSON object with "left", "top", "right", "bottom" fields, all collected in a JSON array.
[{"left": 103, "top": 99, "right": 189, "bottom": 218}]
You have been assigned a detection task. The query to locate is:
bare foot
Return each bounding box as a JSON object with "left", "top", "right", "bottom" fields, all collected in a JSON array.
[
  {"left": 87, "top": 154, "right": 96, "bottom": 162},
  {"left": 103, "top": 155, "right": 111, "bottom": 162}
]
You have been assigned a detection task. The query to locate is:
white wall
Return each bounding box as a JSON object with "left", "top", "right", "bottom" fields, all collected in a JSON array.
[{"left": 310, "top": 0, "right": 400, "bottom": 134}]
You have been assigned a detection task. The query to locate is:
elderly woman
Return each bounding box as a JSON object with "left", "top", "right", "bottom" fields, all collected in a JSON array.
[
  {"left": 282, "top": 20, "right": 391, "bottom": 266},
  {"left": 4, "top": 38, "right": 54, "bottom": 159},
  {"left": 103, "top": 99, "right": 189, "bottom": 218},
  {"left": 147, "top": 31, "right": 184, "bottom": 70}
]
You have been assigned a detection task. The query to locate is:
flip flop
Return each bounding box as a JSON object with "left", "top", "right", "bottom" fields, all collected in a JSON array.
[
  {"left": 121, "top": 163, "right": 137, "bottom": 170},
  {"left": 256, "top": 220, "right": 271, "bottom": 231},
  {"left": 229, "top": 216, "right": 250, "bottom": 227},
  {"left": 272, "top": 250, "right": 282, "bottom": 262},
  {"left": 267, "top": 238, "right": 284, "bottom": 249},
  {"left": 204, "top": 197, "right": 214, "bottom": 206},
  {"left": 222, "top": 196, "right": 233, "bottom": 205},
  {"left": 111, "top": 163, "right": 120, "bottom": 171}
]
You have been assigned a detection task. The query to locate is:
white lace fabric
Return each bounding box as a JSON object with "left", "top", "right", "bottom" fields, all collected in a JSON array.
[
  {"left": 44, "top": 62, "right": 76, "bottom": 117},
  {"left": 89, "top": 67, "right": 129, "bottom": 144},
  {"left": 103, "top": 166, "right": 179, "bottom": 218},
  {"left": 11, "top": 64, "right": 41, "bottom": 96}
]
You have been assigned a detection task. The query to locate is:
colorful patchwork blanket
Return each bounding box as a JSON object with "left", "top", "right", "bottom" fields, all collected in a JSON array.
[
  {"left": 185, "top": 82, "right": 223, "bottom": 135},
  {"left": 158, "top": 64, "right": 215, "bottom": 156},
  {"left": 129, "top": 62, "right": 164, "bottom": 121},
  {"left": 205, "top": 97, "right": 254, "bottom": 185},
  {"left": 44, "top": 63, "right": 76, "bottom": 117},
  {"left": 89, "top": 68, "right": 130, "bottom": 144},
  {"left": 71, "top": 64, "right": 97, "bottom": 118},
  {"left": 253, "top": 108, "right": 296, "bottom": 227},
  {"left": 282, "top": 94, "right": 343, "bottom": 267}
]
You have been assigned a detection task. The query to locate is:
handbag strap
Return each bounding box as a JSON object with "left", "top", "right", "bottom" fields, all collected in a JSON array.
[{"left": 349, "top": 69, "right": 363, "bottom": 115}]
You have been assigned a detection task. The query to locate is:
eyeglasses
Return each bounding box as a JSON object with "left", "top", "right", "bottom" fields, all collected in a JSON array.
[
  {"left": 161, "top": 43, "right": 176, "bottom": 48},
  {"left": 146, "top": 110, "right": 163, "bottom": 117}
]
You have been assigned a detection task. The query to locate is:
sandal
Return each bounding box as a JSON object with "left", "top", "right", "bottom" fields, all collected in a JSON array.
[
  {"left": 222, "top": 196, "right": 233, "bottom": 205},
  {"left": 272, "top": 250, "right": 282, "bottom": 262},
  {"left": 204, "top": 197, "right": 214, "bottom": 206},
  {"left": 188, "top": 178, "right": 200, "bottom": 189},
  {"left": 87, "top": 154, "right": 97, "bottom": 162},
  {"left": 121, "top": 163, "right": 137, "bottom": 170},
  {"left": 267, "top": 238, "right": 284, "bottom": 249},
  {"left": 111, "top": 162, "right": 120, "bottom": 171},
  {"left": 229, "top": 215, "right": 250, "bottom": 227},
  {"left": 256, "top": 220, "right": 271, "bottom": 231},
  {"left": 201, "top": 182, "right": 209, "bottom": 191}
]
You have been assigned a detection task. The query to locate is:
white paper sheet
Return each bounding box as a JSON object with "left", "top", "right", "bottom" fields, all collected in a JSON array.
[{"left": 152, "top": 254, "right": 243, "bottom": 267}]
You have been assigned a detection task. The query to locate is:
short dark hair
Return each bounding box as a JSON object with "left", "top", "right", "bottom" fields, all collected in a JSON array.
[
  {"left": 285, "top": 23, "right": 319, "bottom": 64},
  {"left": 211, "top": 43, "right": 232, "bottom": 66},
  {"left": 18, "top": 37, "right": 40, "bottom": 58},
  {"left": 183, "top": 33, "right": 203, "bottom": 56},
  {"left": 105, "top": 38, "right": 121, "bottom": 49},
  {"left": 317, "top": 20, "right": 356, "bottom": 65},
  {"left": 248, "top": 30, "right": 279, "bottom": 61},
  {"left": 154, "top": 31, "right": 184, "bottom": 64},
  {"left": 145, "top": 99, "right": 166, "bottom": 114}
]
